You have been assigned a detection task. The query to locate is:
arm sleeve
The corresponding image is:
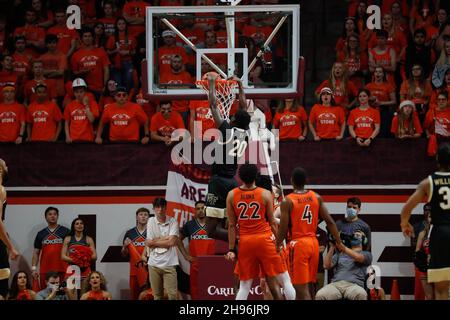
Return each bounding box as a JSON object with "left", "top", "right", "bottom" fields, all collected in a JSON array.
[
  {"left": 123, "top": 230, "right": 131, "bottom": 244},
  {"left": 169, "top": 219, "right": 179, "bottom": 237},
  {"left": 34, "top": 232, "right": 42, "bottom": 249}
]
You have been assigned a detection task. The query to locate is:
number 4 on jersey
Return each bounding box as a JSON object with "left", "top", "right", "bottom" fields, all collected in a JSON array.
[{"left": 301, "top": 205, "right": 313, "bottom": 224}]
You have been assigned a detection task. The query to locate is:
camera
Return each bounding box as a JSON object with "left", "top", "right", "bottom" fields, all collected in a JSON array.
[
  {"left": 328, "top": 231, "right": 368, "bottom": 249},
  {"left": 328, "top": 231, "right": 354, "bottom": 248},
  {"left": 56, "top": 281, "right": 67, "bottom": 296}
]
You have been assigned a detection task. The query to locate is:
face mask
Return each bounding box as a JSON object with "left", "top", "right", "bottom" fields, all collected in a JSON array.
[
  {"left": 345, "top": 208, "right": 358, "bottom": 220},
  {"left": 48, "top": 284, "right": 58, "bottom": 291}
]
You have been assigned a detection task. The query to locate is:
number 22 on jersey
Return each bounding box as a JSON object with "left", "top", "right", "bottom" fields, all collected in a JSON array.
[{"left": 237, "top": 201, "right": 261, "bottom": 220}]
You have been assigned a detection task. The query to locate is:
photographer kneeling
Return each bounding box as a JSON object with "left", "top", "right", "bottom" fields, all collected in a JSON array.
[
  {"left": 316, "top": 231, "right": 372, "bottom": 300},
  {"left": 35, "top": 271, "right": 76, "bottom": 300}
]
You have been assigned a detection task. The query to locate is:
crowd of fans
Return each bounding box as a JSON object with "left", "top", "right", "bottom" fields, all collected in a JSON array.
[
  {"left": 320, "top": 0, "right": 450, "bottom": 148},
  {"left": 0, "top": 1, "right": 448, "bottom": 149},
  {"left": 0, "top": 0, "right": 293, "bottom": 145}
]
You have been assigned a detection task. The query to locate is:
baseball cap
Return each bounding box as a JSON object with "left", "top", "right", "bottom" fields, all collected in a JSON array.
[
  {"left": 162, "top": 30, "right": 176, "bottom": 37},
  {"left": 319, "top": 87, "right": 333, "bottom": 95},
  {"left": 72, "top": 78, "right": 87, "bottom": 89}
]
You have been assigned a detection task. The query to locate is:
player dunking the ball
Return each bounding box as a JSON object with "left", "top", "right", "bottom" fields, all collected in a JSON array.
[{"left": 204, "top": 72, "right": 251, "bottom": 241}]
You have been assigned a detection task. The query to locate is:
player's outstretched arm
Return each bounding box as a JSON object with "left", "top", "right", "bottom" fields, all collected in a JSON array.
[
  {"left": 229, "top": 76, "right": 246, "bottom": 111},
  {"left": 401, "top": 178, "right": 429, "bottom": 237},
  {"left": 276, "top": 198, "right": 291, "bottom": 248},
  {"left": 208, "top": 76, "right": 223, "bottom": 127}
]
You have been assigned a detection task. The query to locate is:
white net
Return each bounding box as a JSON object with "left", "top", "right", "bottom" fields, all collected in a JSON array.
[{"left": 196, "top": 79, "right": 238, "bottom": 121}]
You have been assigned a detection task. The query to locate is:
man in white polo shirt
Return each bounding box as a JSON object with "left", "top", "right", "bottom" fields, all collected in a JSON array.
[{"left": 145, "top": 198, "right": 179, "bottom": 300}]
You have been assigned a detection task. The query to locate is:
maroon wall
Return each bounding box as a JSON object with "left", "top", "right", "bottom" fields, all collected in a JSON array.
[{"left": 0, "top": 139, "right": 435, "bottom": 186}]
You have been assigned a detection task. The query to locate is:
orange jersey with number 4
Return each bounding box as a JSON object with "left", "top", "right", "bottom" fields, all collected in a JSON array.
[
  {"left": 288, "top": 191, "right": 319, "bottom": 239},
  {"left": 233, "top": 187, "right": 271, "bottom": 236}
]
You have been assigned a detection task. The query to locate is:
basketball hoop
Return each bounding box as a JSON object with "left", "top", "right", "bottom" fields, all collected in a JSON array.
[{"left": 196, "top": 78, "right": 238, "bottom": 121}]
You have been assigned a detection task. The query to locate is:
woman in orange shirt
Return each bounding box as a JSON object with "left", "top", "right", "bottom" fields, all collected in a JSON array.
[
  {"left": 107, "top": 17, "right": 136, "bottom": 92},
  {"left": 80, "top": 271, "right": 112, "bottom": 300},
  {"left": 390, "top": 1, "right": 409, "bottom": 36},
  {"left": 391, "top": 100, "right": 423, "bottom": 139},
  {"left": 400, "top": 63, "right": 433, "bottom": 122},
  {"left": 426, "top": 8, "right": 447, "bottom": 42},
  {"left": 365, "top": 66, "right": 397, "bottom": 137},
  {"left": 315, "top": 62, "right": 358, "bottom": 111},
  {"left": 337, "top": 33, "right": 369, "bottom": 89},
  {"left": 272, "top": 98, "right": 308, "bottom": 141},
  {"left": 335, "top": 17, "right": 363, "bottom": 53},
  {"left": 7, "top": 271, "right": 36, "bottom": 300},
  {"left": 309, "top": 87, "right": 346, "bottom": 141},
  {"left": 348, "top": 88, "right": 380, "bottom": 147},
  {"left": 93, "top": 22, "right": 108, "bottom": 49}
]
